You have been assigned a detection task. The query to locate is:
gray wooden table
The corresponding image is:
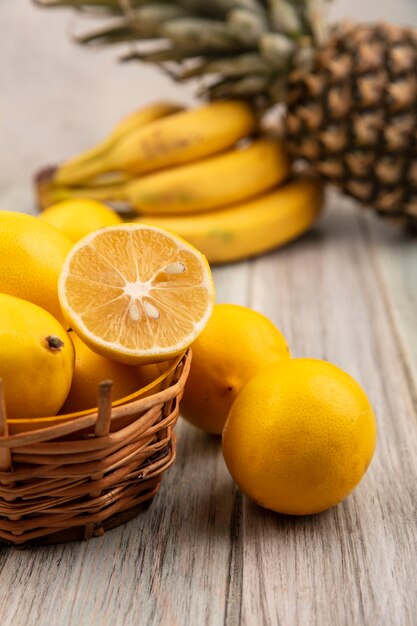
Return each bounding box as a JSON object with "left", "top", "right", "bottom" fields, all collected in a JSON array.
[{"left": 1, "top": 1, "right": 416, "bottom": 625}]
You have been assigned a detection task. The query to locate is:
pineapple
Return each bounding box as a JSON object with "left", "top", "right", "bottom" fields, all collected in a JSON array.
[{"left": 36, "top": 0, "right": 417, "bottom": 226}]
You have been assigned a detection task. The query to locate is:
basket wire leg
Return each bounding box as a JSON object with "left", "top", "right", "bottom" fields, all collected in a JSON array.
[
  {"left": 84, "top": 380, "right": 113, "bottom": 539},
  {"left": 0, "top": 379, "right": 12, "bottom": 473},
  {"left": 95, "top": 380, "right": 113, "bottom": 437}
]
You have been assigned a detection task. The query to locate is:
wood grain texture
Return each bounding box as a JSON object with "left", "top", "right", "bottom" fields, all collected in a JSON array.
[
  {"left": 244, "top": 200, "right": 417, "bottom": 626},
  {"left": 0, "top": 1, "right": 416, "bottom": 625}
]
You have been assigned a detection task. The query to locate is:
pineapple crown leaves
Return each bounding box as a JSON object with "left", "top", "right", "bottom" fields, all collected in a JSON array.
[{"left": 34, "top": 0, "right": 333, "bottom": 105}]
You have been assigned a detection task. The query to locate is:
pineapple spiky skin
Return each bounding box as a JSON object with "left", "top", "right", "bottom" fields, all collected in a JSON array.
[{"left": 285, "top": 22, "right": 417, "bottom": 225}]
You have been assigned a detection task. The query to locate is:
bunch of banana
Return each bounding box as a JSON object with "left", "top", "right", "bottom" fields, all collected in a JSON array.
[{"left": 35, "top": 100, "right": 324, "bottom": 264}]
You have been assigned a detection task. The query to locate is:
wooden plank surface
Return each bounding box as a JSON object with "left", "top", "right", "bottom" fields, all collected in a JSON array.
[{"left": 0, "top": 1, "right": 416, "bottom": 625}]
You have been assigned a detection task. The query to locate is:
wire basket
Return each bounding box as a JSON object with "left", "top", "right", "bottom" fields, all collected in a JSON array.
[{"left": 0, "top": 350, "right": 190, "bottom": 546}]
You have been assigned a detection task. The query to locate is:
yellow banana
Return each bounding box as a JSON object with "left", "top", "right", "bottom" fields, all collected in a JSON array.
[
  {"left": 132, "top": 177, "right": 324, "bottom": 264},
  {"left": 85, "top": 101, "right": 184, "bottom": 155},
  {"left": 55, "top": 101, "right": 185, "bottom": 185},
  {"left": 125, "top": 138, "right": 289, "bottom": 215},
  {"left": 42, "top": 138, "right": 288, "bottom": 213},
  {"left": 54, "top": 101, "right": 257, "bottom": 186}
]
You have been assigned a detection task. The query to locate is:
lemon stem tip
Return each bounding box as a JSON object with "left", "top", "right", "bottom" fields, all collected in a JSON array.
[{"left": 46, "top": 335, "right": 65, "bottom": 351}]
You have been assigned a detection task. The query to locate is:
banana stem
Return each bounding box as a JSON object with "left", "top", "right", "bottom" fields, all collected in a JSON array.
[
  {"left": 38, "top": 179, "right": 129, "bottom": 208},
  {"left": 54, "top": 153, "right": 116, "bottom": 185},
  {"left": 77, "top": 171, "right": 133, "bottom": 186}
]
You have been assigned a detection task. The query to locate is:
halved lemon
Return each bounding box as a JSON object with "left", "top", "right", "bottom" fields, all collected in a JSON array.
[{"left": 58, "top": 224, "right": 215, "bottom": 364}]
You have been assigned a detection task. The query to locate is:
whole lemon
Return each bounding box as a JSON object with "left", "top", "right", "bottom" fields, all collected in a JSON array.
[
  {"left": 180, "top": 304, "right": 290, "bottom": 435},
  {"left": 0, "top": 293, "right": 75, "bottom": 419},
  {"left": 0, "top": 211, "right": 73, "bottom": 323},
  {"left": 60, "top": 332, "right": 154, "bottom": 414},
  {"left": 222, "top": 359, "right": 377, "bottom": 515},
  {"left": 39, "top": 199, "right": 122, "bottom": 242}
]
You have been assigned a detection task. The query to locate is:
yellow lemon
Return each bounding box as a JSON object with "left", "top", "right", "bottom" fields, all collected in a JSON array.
[
  {"left": 0, "top": 211, "right": 73, "bottom": 323},
  {"left": 0, "top": 293, "right": 75, "bottom": 420},
  {"left": 58, "top": 224, "right": 214, "bottom": 365},
  {"left": 60, "top": 332, "right": 158, "bottom": 414},
  {"left": 222, "top": 359, "right": 377, "bottom": 515},
  {"left": 136, "top": 361, "right": 170, "bottom": 393},
  {"left": 180, "top": 304, "right": 290, "bottom": 435},
  {"left": 39, "top": 199, "right": 123, "bottom": 242}
]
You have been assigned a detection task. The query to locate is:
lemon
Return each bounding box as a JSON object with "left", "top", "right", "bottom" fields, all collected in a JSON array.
[
  {"left": 39, "top": 199, "right": 123, "bottom": 242},
  {"left": 180, "top": 304, "right": 290, "bottom": 435},
  {"left": 58, "top": 224, "right": 214, "bottom": 365},
  {"left": 60, "top": 332, "right": 158, "bottom": 414},
  {"left": 222, "top": 359, "right": 377, "bottom": 515},
  {"left": 0, "top": 211, "right": 73, "bottom": 323},
  {"left": 136, "top": 362, "right": 168, "bottom": 391},
  {"left": 0, "top": 293, "right": 75, "bottom": 420}
]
